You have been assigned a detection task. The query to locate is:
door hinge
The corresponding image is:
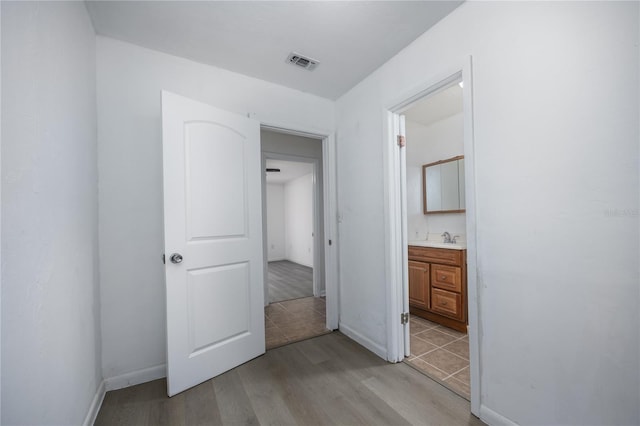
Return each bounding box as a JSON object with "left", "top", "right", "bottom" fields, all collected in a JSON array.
[
  {"left": 397, "top": 135, "right": 406, "bottom": 148},
  {"left": 401, "top": 312, "right": 409, "bottom": 325},
  {"left": 162, "top": 254, "right": 165, "bottom": 264}
]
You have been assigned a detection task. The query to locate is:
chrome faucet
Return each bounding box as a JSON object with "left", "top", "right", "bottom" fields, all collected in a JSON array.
[
  {"left": 452, "top": 235, "right": 460, "bottom": 244},
  {"left": 441, "top": 232, "right": 452, "bottom": 243}
]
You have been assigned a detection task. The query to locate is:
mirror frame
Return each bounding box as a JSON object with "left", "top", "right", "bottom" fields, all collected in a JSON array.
[{"left": 422, "top": 155, "right": 465, "bottom": 214}]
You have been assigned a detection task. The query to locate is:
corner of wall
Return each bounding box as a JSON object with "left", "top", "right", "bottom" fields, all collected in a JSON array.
[
  {"left": 82, "top": 380, "right": 106, "bottom": 426},
  {"left": 103, "top": 364, "right": 167, "bottom": 392},
  {"left": 339, "top": 322, "right": 388, "bottom": 360}
]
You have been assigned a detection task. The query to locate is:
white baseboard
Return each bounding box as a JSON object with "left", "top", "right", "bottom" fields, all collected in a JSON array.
[
  {"left": 104, "top": 364, "right": 167, "bottom": 391},
  {"left": 480, "top": 404, "right": 519, "bottom": 426},
  {"left": 83, "top": 380, "right": 106, "bottom": 426},
  {"left": 339, "top": 322, "right": 387, "bottom": 360}
]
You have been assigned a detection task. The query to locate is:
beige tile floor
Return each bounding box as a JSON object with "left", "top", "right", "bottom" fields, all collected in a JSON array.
[
  {"left": 405, "top": 315, "right": 470, "bottom": 400},
  {"left": 265, "top": 296, "right": 330, "bottom": 350}
]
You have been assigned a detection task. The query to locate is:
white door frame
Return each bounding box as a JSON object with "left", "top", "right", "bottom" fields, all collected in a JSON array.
[
  {"left": 260, "top": 124, "right": 339, "bottom": 331},
  {"left": 383, "top": 56, "right": 480, "bottom": 415},
  {"left": 261, "top": 151, "right": 322, "bottom": 297}
]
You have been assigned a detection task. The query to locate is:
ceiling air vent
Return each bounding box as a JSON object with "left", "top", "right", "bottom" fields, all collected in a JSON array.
[{"left": 286, "top": 52, "right": 319, "bottom": 71}]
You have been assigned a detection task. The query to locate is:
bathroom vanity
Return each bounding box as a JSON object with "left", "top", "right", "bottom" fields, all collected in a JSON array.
[{"left": 408, "top": 242, "right": 467, "bottom": 332}]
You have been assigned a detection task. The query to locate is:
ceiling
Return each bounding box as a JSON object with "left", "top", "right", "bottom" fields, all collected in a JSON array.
[
  {"left": 403, "top": 82, "right": 463, "bottom": 127},
  {"left": 85, "top": 1, "right": 463, "bottom": 100},
  {"left": 265, "top": 160, "right": 313, "bottom": 184}
]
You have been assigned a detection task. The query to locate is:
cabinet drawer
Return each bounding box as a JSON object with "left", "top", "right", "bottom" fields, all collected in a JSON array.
[
  {"left": 431, "top": 265, "right": 462, "bottom": 293},
  {"left": 431, "top": 288, "right": 462, "bottom": 320},
  {"left": 408, "top": 246, "right": 462, "bottom": 266}
]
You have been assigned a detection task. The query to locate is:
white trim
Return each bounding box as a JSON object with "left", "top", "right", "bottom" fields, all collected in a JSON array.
[
  {"left": 398, "top": 115, "right": 410, "bottom": 359},
  {"left": 383, "top": 56, "right": 481, "bottom": 415},
  {"left": 311, "top": 160, "right": 321, "bottom": 296},
  {"left": 383, "top": 112, "right": 406, "bottom": 363},
  {"left": 82, "top": 380, "right": 106, "bottom": 426},
  {"left": 261, "top": 150, "right": 270, "bottom": 307},
  {"left": 461, "top": 56, "right": 481, "bottom": 417},
  {"left": 322, "top": 133, "right": 339, "bottom": 330},
  {"left": 387, "top": 66, "right": 464, "bottom": 114},
  {"left": 104, "top": 364, "right": 167, "bottom": 392},
  {"left": 339, "top": 322, "right": 387, "bottom": 360},
  {"left": 480, "top": 405, "right": 519, "bottom": 426}
]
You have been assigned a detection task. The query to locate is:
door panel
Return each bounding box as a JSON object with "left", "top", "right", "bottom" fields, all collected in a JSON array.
[
  {"left": 187, "top": 263, "right": 250, "bottom": 352},
  {"left": 185, "top": 121, "right": 246, "bottom": 239},
  {"left": 162, "top": 91, "right": 264, "bottom": 396}
]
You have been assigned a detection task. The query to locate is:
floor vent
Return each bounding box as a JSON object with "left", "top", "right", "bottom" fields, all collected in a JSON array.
[{"left": 286, "top": 52, "right": 319, "bottom": 71}]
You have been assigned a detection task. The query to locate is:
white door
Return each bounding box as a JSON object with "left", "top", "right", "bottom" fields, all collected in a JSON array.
[
  {"left": 398, "top": 114, "right": 410, "bottom": 358},
  {"left": 161, "top": 91, "right": 265, "bottom": 397}
]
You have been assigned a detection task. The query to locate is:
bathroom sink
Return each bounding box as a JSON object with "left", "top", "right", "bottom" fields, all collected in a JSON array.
[{"left": 408, "top": 240, "right": 466, "bottom": 250}]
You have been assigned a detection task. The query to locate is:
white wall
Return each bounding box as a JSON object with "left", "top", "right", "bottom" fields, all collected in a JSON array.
[
  {"left": 336, "top": 2, "right": 639, "bottom": 425},
  {"left": 284, "top": 173, "right": 314, "bottom": 267},
  {"left": 406, "top": 114, "right": 465, "bottom": 241},
  {"left": 97, "top": 37, "right": 334, "bottom": 382},
  {"left": 266, "top": 183, "right": 286, "bottom": 261},
  {"left": 1, "top": 2, "right": 102, "bottom": 424},
  {"left": 267, "top": 175, "right": 314, "bottom": 267}
]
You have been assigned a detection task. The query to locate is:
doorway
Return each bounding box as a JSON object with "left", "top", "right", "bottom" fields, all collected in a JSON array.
[
  {"left": 260, "top": 129, "right": 332, "bottom": 349},
  {"left": 401, "top": 79, "right": 470, "bottom": 399},
  {"left": 384, "top": 60, "right": 480, "bottom": 413},
  {"left": 265, "top": 158, "right": 315, "bottom": 303}
]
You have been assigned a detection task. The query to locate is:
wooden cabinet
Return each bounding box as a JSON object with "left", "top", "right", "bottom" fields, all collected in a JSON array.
[{"left": 408, "top": 245, "right": 467, "bottom": 332}]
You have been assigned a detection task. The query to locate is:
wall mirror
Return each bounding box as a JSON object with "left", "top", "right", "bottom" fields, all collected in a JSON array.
[{"left": 422, "top": 155, "right": 465, "bottom": 214}]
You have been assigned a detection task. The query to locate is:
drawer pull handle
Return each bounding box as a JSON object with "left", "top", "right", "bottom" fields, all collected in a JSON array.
[
  {"left": 441, "top": 275, "right": 446, "bottom": 280},
  {"left": 441, "top": 301, "right": 448, "bottom": 306}
]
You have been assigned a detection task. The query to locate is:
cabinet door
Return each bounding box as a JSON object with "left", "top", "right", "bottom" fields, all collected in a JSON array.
[{"left": 409, "top": 261, "right": 429, "bottom": 310}]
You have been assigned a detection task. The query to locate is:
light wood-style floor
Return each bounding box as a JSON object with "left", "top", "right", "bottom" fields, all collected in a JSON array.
[
  {"left": 267, "top": 260, "right": 313, "bottom": 303},
  {"left": 95, "top": 333, "right": 483, "bottom": 426}
]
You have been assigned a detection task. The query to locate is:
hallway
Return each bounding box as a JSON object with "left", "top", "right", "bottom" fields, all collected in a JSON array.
[{"left": 95, "top": 333, "right": 482, "bottom": 425}]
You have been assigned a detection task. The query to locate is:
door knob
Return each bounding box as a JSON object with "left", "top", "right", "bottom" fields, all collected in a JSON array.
[{"left": 170, "top": 253, "right": 183, "bottom": 264}]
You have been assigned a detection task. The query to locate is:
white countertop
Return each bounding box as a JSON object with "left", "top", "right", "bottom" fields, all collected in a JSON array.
[{"left": 408, "top": 240, "right": 466, "bottom": 250}]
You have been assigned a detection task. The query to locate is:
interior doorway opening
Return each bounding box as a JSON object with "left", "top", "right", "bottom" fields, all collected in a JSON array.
[
  {"left": 400, "top": 78, "right": 471, "bottom": 400},
  {"left": 265, "top": 158, "right": 316, "bottom": 303},
  {"left": 385, "top": 58, "right": 480, "bottom": 415},
  {"left": 260, "top": 128, "right": 331, "bottom": 349}
]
